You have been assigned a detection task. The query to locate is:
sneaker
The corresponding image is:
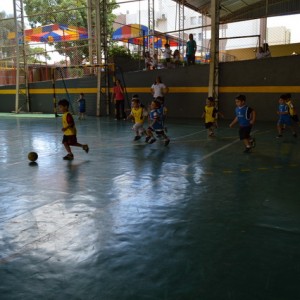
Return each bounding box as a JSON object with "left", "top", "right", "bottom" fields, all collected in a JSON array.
[
  {"left": 134, "top": 135, "right": 141, "bottom": 141},
  {"left": 276, "top": 135, "right": 282, "bottom": 138},
  {"left": 63, "top": 153, "right": 74, "bottom": 160},
  {"left": 145, "top": 136, "right": 151, "bottom": 143},
  {"left": 250, "top": 138, "right": 256, "bottom": 148},
  {"left": 149, "top": 138, "right": 156, "bottom": 144},
  {"left": 209, "top": 132, "right": 215, "bottom": 137},
  {"left": 243, "top": 147, "right": 251, "bottom": 153},
  {"left": 83, "top": 145, "right": 89, "bottom": 153},
  {"left": 164, "top": 139, "right": 170, "bottom": 146}
]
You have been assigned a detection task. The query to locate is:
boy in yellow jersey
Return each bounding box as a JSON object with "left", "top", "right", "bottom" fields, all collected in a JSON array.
[
  {"left": 286, "top": 93, "right": 300, "bottom": 127},
  {"left": 201, "top": 97, "right": 219, "bottom": 137},
  {"left": 127, "top": 95, "right": 148, "bottom": 141},
  {"left": 58, "top": 99, "right": 89, "bottom": 160}
]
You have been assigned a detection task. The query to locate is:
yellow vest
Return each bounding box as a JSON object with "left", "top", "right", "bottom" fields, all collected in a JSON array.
[
  {"left": 131, "top": 107, "right": 144, "bottom": 124},
  {"left": 204, "top": 105, "right": 216, "bottom": 123},
  {"left": 62, "top": 112, "right": 77, "bottom": 135},
  {"left": 286, "top": 100, "right": 296, "bottom": 116}
]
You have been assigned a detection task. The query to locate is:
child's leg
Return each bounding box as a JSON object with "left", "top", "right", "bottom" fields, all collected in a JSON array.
[
  {"left": 287, "top": 125, "right": 297, "bottom": 137},
  {"left": 161, "top": 131, "right": 170, "bottom": 146},
  {"left": 243, "top": 138, "right": 251, "bottom": 147},
  {"left": 145, "top": 128, "right": 156, "bottom": 143},
  {"left": 208, "top": 127, "right": 214, "bottom": 136},
  {"left": 277, "top": 122, "right": 283, "bottom": 135},
  {"left": 72, "top": 142, "right": 89, "bottom": 153},
  {"left": 63, "top": 142, "right": 72, "bottom": 154},
  {"left": 146, "top": 128, "right": 153, "bottom": 138}
]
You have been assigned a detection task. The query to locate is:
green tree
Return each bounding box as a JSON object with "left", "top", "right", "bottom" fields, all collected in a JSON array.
[
  {"left": 0, "top": 11, "right": 16, "bottom": 60},
  {"left": 27, "top": 47, "right": 51, "bottom": 63},
  {"left": 23, "top": 0, "right": 118, "bottom": 65}
]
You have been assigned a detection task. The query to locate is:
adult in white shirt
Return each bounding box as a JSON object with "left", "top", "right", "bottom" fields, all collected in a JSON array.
[{"left": 150, "top": 76, "right": 169, "bottom": 102}]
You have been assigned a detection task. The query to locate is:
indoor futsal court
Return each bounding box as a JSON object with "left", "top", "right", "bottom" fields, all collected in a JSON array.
[{"left": 0, "top": 115, "right": 300, "bottom": 300}]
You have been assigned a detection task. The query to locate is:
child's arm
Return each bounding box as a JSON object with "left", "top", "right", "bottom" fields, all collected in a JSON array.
[
  {"left": 229, "top": 117, "right": 238, "bottom": 128},
  {"left": 163, "top": 86, "right": 169, "bottom": 95},
  {"left": 250, "top": 110, "right": 256, "bottom": 124},
  {"left": 217, "top": 111, "right": 225, "bottom": 119}
]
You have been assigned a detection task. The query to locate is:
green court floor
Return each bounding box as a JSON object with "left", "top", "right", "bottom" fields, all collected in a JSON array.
[{"left": 0, "top": 116, "right": 299, "bottom": 300}]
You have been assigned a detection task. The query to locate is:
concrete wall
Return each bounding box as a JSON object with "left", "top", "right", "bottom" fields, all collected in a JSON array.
[
  {"left": 225, "top": 43, "right": 300, "bottom": 61},
  {"left": 1, "top": 55, "right": 300, "bottom": 121}
]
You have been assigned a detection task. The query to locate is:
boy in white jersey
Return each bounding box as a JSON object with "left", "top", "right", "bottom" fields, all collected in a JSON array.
[
  {"left": 127, "top": 95, "right": 148, "bottom": 141},
  {"left": 58, "top": 99, "right": 89, "bottom": 160}
]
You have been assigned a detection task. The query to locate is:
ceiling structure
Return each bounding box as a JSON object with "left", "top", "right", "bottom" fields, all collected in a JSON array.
[{"left": 173, "top": 0, "right": 300, "bottom": 23}]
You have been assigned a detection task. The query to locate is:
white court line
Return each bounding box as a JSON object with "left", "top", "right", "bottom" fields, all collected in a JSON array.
[
  {"left": 198, "top": 138, "right": 240, "bottom": 162},
  {"left": 172, "top": 129, "right": 207, "bottom": 140},
  {"left": 196, "top": 129, "right": 259, "bottom": 163}
]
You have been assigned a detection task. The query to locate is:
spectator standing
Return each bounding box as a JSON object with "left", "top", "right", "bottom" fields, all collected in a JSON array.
[
  {"left": 112, "top": 79, "right": 126, "bottom": 120},
  {"left": 160, "top": 43, "right": 172, "bottom": 68},
  {"left": 186, "top": 34, "right": 197, "bottom": 65}
]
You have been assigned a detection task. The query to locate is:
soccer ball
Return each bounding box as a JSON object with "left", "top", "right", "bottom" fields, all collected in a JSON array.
[{"left": 28, "top": 152, "right": 38, "bottom": 162}]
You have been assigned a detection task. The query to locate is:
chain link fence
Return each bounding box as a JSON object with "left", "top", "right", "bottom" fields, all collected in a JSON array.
[
  {"left": 1, "top": 0, "right": 299, "bottom": 85},
  {"left": 0, "top": 4, "right": 91, "bottom": 85},
  {"left": 113, "top": 0, "right": 300, "bottom": 66}
]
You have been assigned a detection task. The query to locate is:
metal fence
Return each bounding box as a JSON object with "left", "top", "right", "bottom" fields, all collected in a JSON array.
[{"left": 0, "top": 0, "right": 299, "bottom": 85}]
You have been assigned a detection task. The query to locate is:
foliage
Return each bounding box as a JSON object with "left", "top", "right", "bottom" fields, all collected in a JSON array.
[
  {"left": 108, "top": 45, "right": 132, "bottom": 58},
  {"left": 27, "top": 47, "right": 51, "bottom": 63},
  {"left": 0, "top": 11, "right": 17, "bottom": 59},
  {"left": 23, "top": 0, "right": 118, "bottom": 65},
  {"left": 0, "top": 11, "right": 50, "bottom": 63}
]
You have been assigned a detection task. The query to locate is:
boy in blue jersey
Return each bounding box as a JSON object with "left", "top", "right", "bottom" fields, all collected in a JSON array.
[
  {"left": 229, "top": 94, "right": 256, "bottom": 153},
  {"left": 145, "top": 99, "right": 170, "bottom": 146},
  {"left": 276, "top": 94, "right": 297, "bottom": 138},
  {"left": 77, "top": 93, "right": 86, "bottom": 120}
]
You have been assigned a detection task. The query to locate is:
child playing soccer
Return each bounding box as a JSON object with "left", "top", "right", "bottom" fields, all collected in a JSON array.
[
  {"left": 58, "top": 99, "right": 89, "bottom": 160},
  {"left": 127, "top": 95, "right": 147, "bottom": 141},
  {"left": 286, "top": 93, "right": 300, "bottom": 127},
  {"left": 229, "top": 94, "right": 256, "bottom": 153},
  {"left": 145, "top": 99, "right": 170, "bottom": 146},
  {"left": 276, "top": 94, "right": 297, "bottom": 138},
  {"left": 201, "top": 97, "right": 219, "bottom": 137},
  {"left": 77, "top": 93, "right": 86, "bottom": 120}
]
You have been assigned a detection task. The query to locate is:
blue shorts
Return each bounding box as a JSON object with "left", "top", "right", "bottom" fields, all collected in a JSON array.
[
  {"left": 148, "top": 126, "right": 164, "bottom": 135},
  {"left": 277, "top": 116, "right": 292, "bottom": 126}
]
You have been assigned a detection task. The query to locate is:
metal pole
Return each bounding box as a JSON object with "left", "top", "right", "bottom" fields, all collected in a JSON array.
[
  {"left": 13, "top": 0, "right": 20, "bottom": 113},
  {"left": 86, "top": 0, "right": 94, "bottom": 66},
  {"left": 96, "top": 0, "right": 102, "bottom": 116},
  {"left": 208, "top": 0, "right": 220, "bottom": 101}
]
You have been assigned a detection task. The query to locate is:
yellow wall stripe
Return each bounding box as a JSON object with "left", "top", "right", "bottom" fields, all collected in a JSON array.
[{"left": 1, "top": 86, "right": 300, "bottom": 95}]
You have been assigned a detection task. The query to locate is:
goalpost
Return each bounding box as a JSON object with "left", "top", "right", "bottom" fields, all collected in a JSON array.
[{"left": 51, "top": 64, "right": 115, "bottom": 117}]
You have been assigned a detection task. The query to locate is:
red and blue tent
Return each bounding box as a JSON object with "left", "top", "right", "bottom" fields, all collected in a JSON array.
[{"left": 112, "top": 24, "right": 184, "bottom": 48}]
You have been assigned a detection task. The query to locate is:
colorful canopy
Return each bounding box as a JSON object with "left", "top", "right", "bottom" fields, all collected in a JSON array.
[
  {"left": 112, "top": 24, "right": 184, "bottom": 48},
  {"left": 8, "top": 24, "right": 88, "bottom": 43}
]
